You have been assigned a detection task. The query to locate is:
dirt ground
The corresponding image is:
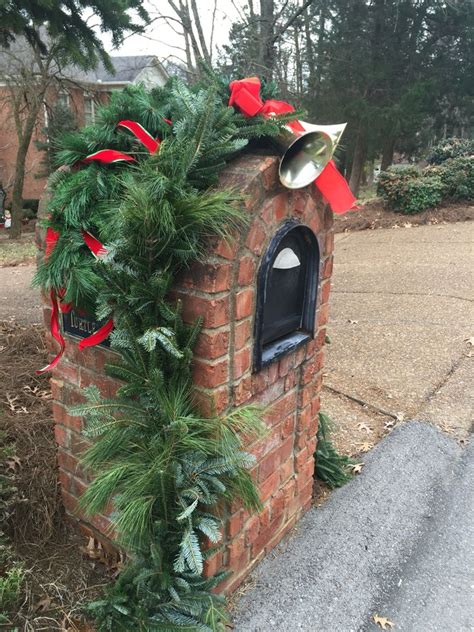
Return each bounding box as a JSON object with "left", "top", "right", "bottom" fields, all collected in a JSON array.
[
  {"left": 334, "top": 198, "right": 474, "bottom": 232},
  {"left": 0, "top": 323, "right": 108, "bottom": 630}
]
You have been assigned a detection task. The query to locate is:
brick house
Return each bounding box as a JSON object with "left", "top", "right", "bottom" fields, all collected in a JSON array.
[{"left": 0, "top": 53, "right": 168, "bottom": 205}]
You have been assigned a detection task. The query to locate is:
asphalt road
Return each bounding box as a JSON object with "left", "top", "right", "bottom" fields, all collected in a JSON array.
[{"left": 233, "top": 422, "right": 474, "bottom": 632}]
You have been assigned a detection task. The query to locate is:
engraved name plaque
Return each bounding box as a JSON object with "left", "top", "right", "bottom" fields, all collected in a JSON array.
[{"left": 62, "top": 309, "right": 110, "bottom": 347}]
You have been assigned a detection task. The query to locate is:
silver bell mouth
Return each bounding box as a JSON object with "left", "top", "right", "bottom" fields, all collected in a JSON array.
[{"left": 279, "top": 131, "right": 333, "bottom": 189}]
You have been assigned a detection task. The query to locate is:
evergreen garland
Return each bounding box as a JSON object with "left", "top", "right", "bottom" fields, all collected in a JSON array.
[{"left": 34, "top": 76, "right": 298, "bottom": 630}]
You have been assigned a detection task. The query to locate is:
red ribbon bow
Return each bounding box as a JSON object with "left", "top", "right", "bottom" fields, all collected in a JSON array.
[{"left": 228, "top": 77, "right": 356, "bottom": 214}]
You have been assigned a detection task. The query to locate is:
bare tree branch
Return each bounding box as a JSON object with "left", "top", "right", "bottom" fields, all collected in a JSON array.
[{"left": 272, "top": 0, "right": 315, "bottom": 43}]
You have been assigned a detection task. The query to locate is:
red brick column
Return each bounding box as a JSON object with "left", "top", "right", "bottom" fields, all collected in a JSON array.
[{"left": 39, "top": 153, "right": 334, "bottom": 592}]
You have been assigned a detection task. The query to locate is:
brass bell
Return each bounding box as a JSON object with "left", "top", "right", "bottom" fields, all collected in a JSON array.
[{"left": 277, "top": 121, "right": 347, "bottom": 189}]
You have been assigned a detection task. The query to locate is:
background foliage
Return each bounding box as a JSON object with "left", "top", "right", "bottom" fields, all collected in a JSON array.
[
  {"left": 216, "top": 0, "right": 473, "bottom": 195},
  {"left": 377, "top": 138, "right": 473, "bottom": 213}
]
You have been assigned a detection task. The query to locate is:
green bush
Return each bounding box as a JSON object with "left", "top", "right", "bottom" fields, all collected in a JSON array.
[
  {"left": 378, "top": 165, "right": 446, "bottom": 214},
  {"left": 0, "top": 435, "right": 24, "bottom": 623},
  {"left": 427, "top": 156, "right": 474, "bottom": 201},
  {"left": 314, "top": 412, "right": 353, "bottom": 489},
  {"left": 21, "top": 199, "right": 39, "bottom": 214},
  {"left": 397, "top": 176, "right": 445, "bottom": 214},
  {"left": 427, "top": 137, "right": 474, "bottom": 165},
  {"left": 377, "top": 165, "right": 421, "bottom": 208}
]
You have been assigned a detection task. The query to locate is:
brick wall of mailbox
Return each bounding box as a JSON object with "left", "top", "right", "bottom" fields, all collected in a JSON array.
[{"left": 39, "top": 152, "right": 334, "bottom": 594}]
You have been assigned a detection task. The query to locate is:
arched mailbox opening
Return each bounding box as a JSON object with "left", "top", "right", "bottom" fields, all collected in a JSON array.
[{"left": 253, "top": 220, "right": 319, "bottom": 371}]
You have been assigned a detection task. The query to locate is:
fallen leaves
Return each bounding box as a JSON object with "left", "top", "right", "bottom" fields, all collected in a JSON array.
[
  {"left": 81, "top": 536, "right": 126, "bottom": 577},
  {"left": 357, "top": 422, "right": 373, "bottom": 434},
  {"left": 348, "top": 319, "right": 359, "bottom": 325},
  {"left": 61, "top": 617, "right": 95, "bottom": 632},
  {"left": 464, "top": 337, "right": 474, "bottom": 356},
  {"left": 350, "top": 462, "right": 364, "bottom": 474},
  {"left": 357, "top": 441, "right": 374, "bottom": 453},
  {"left": 5, "top": 393, "right": 29, "bottom": 414},
  {"left": 82, "top": 536, "right": 106, "bottom": 563},
  {"left": 373, "top": 614, "right": 394, "bottom": 629},
  {"left": 34, "top": 596, "right": 52, "bottom": 612},
  {"left": 23, "top": 384, "right": 52, "bottom": 399}
]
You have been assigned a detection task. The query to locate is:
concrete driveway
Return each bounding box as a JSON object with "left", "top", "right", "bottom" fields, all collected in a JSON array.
[{"left": 323, "top": 222, "right": 473, "bottom": 441}]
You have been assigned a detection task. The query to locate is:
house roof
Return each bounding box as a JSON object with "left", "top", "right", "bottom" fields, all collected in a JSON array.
[
  {"left": 0, "top": 35, "right": 168, "bottom": 85},
  {"left": 70, "top": 55, "right": 165, "bottom": 84}
]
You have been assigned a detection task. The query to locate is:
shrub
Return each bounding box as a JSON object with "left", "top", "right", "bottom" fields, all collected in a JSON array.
[
  {"left": 426, "top": 137, "right": 474, "bottom": 165},
  {"left": 377, "top": 164, "right": 420, "bottom": 201},
  {"left": 21, "top": 199, "right": 39, "bottom": 214},
  {"left": 396, "top": 176, "right": 445, "bottom": 214},
  {"left": 0, "top": 435, "right": 24, "bottom": 623},
  {"left": 427, "top": 156, "right": 474, "bottom": 201},
  {"left": 314, "top": 412, "right": 353, "bottom": 488},
  {"left": 378, "top": 165, "right": 446, "bottom": 214}
]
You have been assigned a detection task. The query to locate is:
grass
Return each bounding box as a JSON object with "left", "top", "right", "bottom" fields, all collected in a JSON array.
[{"left": 0, "top": 233, "right": 36, "bottom": 266}]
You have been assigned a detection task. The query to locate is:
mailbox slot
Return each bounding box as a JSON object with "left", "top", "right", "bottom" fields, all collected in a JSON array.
[{"left": 253, "top": 220, "right": 319, "bottom": 371}]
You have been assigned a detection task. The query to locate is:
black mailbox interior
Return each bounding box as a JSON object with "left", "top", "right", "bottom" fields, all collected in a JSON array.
[{"left": 253, "top": 220, "right": 319, "bottom": 371}]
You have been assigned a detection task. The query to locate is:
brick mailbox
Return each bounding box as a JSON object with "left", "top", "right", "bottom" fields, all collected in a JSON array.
[{"left": 40, "top": 152, "right": 334, "bottom": 593}]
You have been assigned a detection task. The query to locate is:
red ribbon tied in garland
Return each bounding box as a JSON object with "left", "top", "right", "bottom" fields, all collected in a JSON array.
[
  {"left": 37, "top": 228, "right": 112, "bottom": 374},
  {"left": 39, "top": 118, "right": 162, "bottom": 373},
  {"left": 228, "top": 77, "right": 356, "bottom": 214},
  {"left": 82, "top": 149, "right": 136, "bottom": 164}
]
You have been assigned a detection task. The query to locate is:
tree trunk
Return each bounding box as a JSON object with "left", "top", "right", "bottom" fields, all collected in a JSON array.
[
  {"left": 9, "top": 142, "right": 28, "bottom": 239},
  {"left": 381, "top": 136, "right": 395, "bottom": 171},
  {"left": 294, "top": 26, "right": 303, "bottom": 97},
  {"left": 9, "top": 107, "right": 40, "bottom": 239},
  {"left": 259, "top": 0, "right": 275, "bottom": 81},
  {"left": 189, "top": 0, "right": 210, "bottom": 63},
  {"left": 315, "top": 3, "right": 327, "bottom": 91},
  {"left": 349, "top": 124, "right": 368, "bottom": 197},
  {"left": 304, "top": 6, "right": 316, "bottom": 97}
]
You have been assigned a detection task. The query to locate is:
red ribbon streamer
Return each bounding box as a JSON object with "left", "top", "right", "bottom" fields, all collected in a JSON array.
[
  {"left": 228, "top": 77, "right": 356, "bottom": 214},
  {"left": 82, "top": 231, "right": 108, "bottom": 258},
  {"left": 79, "top": 231, "right": 113, "bottom": 348},
  {"left": 40, "top": 227, "right": 112, "bottom": 372},
  {"left": 36, "top": 290, "right": 66, "bottom": 374},
  {"left": 82, "top": 149, "right": 136, "bottom": 164},
  {"left": 78, "top": 319, "right": 114, "bottom": 350},
  {"left": 315, "top": 160, "right": 358, "bottom": 215},
  {"left": 45, "top": 227, "right": 60, "bottom": 258},
  {"left": 117, "top": 120, "right": 160, "bottom": 154}
]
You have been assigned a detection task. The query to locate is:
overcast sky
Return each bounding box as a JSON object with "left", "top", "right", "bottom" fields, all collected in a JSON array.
[{"left": 102, "top": 0, "right": 243, "bottom": 66}]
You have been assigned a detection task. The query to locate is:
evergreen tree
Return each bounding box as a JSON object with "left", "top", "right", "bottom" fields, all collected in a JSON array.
[
  {"left": 0, "top": 0, "right": 148, "bottom": 71},
  {"left": 220, "top": 0, "right": 473, "bottom": 194}
]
